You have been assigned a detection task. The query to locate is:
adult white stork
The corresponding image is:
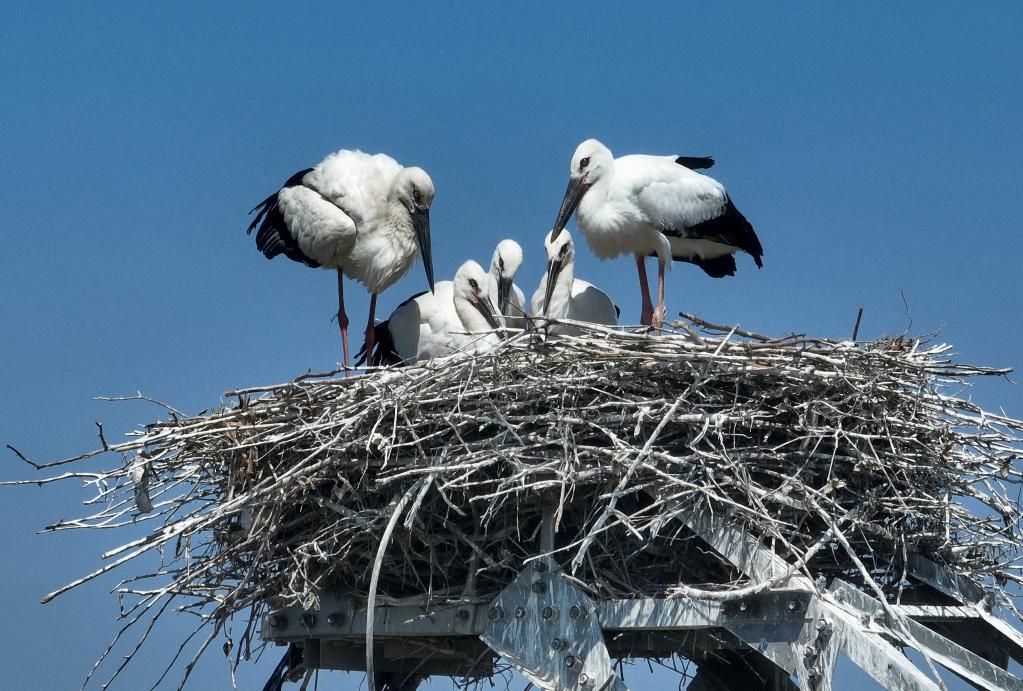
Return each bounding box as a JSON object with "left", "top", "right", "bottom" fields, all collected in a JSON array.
[
  {"left": 531, "top": 229, "right": 619, "bottom": 336},
  {"left": 489, "top": 239, "right": 527, "bottom": 332},
  {"left": 361, "top": 260, "right": 503, "bottom": 366},
  {"left": 551, "top": 139, "right": 762, "bottom": 328},
  {"left": 247, "top": 149, "right": 436, "bottom": 366}
]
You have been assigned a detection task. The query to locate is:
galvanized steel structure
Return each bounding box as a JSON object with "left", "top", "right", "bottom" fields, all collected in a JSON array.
[{"left": 263, "top": 507, "right": 1023, "bottom": 690}]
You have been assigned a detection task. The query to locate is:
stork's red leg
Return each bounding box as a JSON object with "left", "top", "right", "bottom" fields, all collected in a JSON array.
[
  {"left": 363, "top": 293, "right": 378, "bottom": 363},
  {"left": 652, "top": 257, "right": 667, "bottom": 329},
  {"left": 337, "top": 270, "right": 351, "bottom": 371},
  {"left": 635, "top": 254, "right": 654, "bottom": 326}
]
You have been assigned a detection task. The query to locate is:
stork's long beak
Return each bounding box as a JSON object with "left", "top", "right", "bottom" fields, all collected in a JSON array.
[
  {"left": 551, "top": 175, "right": 586, "bottom": 241},
  {"left": 542, "top": 259, "right": 564, "bottom": 316},
  {"left": 473, "top": 295, "right": 505, "bottom": 339},
  {"left": 497, "top": 276, "right": 512, "bottom": 316},
  {"left": 413, "top": 207, "right": 435, "bottom": 292}
]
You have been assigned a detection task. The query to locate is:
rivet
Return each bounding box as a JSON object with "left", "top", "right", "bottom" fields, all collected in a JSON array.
[
  {"left": 787, "top": 599, "right": 802, "bottom": 613},
  {"left": 326, "top": 612, "right": 344, "bottom": 626},
  {"left": 737, "top": 600, "right": 749, "bottom": 612},
  {"left": 268, "top": 613, "right": 287, "bottom": 628},
  {"left": 565, "top": 655, "right": 582, "bottom": 671},
  {"left": 815, "top": 617, "right": 832, "bottom": 634},
  {"left": 300, "top": 612, "right": 316, "bottom": 628},
  {"left": 514, "top": 607, "right": 527, "bottom": 619},
  {"left": 569, "top": 604, "right": 587, "bottom": 619},
  {"left": 456, "top": 609, "right": 471, "bottom": 621},
  {"left": 804, "top": 645, "right": 817, "bottom": 659},
  {"left": 578, "top": 673, "right": 592, "bottom": 685},
  {"left": 551, "top": 638, "right": 566, "bottom": 651},
  {"left": 535, "top": 560, "right": 549, "bottom": 574},
  {"left": 488, "top": 606, "right": 504, "bottom": 621},
  {"left": 531, "top": 580, "right": 547, "bottom": 594},
  {"left": 542, "top": 606, "right": 557, "bottom": 621},
  {"left": 807, "top": 666, "right": 821, "bottom": 679}
]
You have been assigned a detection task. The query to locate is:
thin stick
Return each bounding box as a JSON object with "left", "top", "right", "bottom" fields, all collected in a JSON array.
[{"left": 365, "top": 478, "right": 425, "bottom": 691}]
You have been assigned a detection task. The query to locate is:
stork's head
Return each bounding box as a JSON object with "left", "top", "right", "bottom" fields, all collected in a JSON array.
[
  {"left": 544, "top": 228, "right": 575, "bottom": 265},
  {"left": 491, "top": 239, "right": 523, "bottom": 315},
  {"left": 394, "top": 166, "right": 436, "bottom": 213},
  {"left": 394, "top": 166, "right": 436, "bottom": 292},
  {"left": 552, "top": 139, "right": 613, "bottom": 240},
  {"left": 542, "top": 229, "right": 575, "bottom": 316},
  {"left": 453, "top": 260, "right": 503, "bottom": 335}
]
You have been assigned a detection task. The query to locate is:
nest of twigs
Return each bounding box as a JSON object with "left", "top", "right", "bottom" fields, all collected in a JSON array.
[{"left": 12, "top": 315, "right": 1023, "bottom": 688}]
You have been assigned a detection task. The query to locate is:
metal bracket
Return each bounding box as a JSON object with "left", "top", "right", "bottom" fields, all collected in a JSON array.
[
  {"left": 679, "top": 506, "right": 1023, "bottom": 691},
  {"left": 828, "top": 580, "right": 1023, "bottom": 691},
  {"left": 481, "top": 556, "right": 627, "bottom": 691},
  {"left": 256, "top": 511, "right": 1023, "bottom": 691}
]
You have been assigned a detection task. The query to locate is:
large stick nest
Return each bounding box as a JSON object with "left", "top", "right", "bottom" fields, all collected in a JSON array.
[{"left": 14, "top": 315, "right": 1023, "bottom": 687}]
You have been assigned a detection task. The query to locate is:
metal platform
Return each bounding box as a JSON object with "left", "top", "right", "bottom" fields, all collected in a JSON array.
[{"left": 262, "top": 510, "right": 1023, "bottom": 690}]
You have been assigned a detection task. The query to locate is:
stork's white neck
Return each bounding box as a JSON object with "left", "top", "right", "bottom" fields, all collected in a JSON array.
[
  {"left": 383, "top": 197, "right": 413, "bottom": 238},
  {"left": 577, "top": 163, "right": 615, "bottom": 228},
  {"left": 454, "top": 296, "right": 501, "bottom": 342}
]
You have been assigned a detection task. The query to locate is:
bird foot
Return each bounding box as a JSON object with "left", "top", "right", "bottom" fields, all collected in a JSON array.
[{"left": 651, "top": 304, "right": 667, "bottom": 329}]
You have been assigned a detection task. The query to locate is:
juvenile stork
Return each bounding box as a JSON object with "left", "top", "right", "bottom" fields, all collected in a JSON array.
[
  {"left": 361, "top": 260, "right": 503, "bottom": 366},
  {"left": 247, "top": 149, "right": 436, "bottom": 366},
  {"left": 531, "top": 229, "right": 618, "bottom": 336},
  {"left": 489, "top": 239, "right": 526, "bottom": 332},
  {"left": 551, "top": 139, "right": 762, "bottom": 328}
]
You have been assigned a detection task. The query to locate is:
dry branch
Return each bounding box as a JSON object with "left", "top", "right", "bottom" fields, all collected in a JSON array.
[{"left": 10, "top": 316, "right": 1023, "bottom": 688}]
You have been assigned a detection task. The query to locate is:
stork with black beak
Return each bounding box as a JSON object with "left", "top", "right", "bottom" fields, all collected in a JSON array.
[
  {"left": 551, "top": 139, "right": 762, "bottom": 328},
  {"left": 362, "top": 260, "right": 504, "bottom": 366},
  {"left": 247, "top": 149, "right": 436, "bottom": 366},
  {"left": 489, "top": 239, "right": 526, "bottom": 332},
  {"left": 531, "top": 229, "right": 618, "bottom": 336}
]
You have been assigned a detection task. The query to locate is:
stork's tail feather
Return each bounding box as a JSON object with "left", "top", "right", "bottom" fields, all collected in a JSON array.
[
  {"left": 723, "top": 197, "right": 764, "bottom": 267},
  {"left": 262, "top": 644, "right": 303, "bottom": 691},
  {"left": 686, "top": 254, "right": 737, "bottom": 278},
  {"left": 675, "top": 155, "right": 715, "bottom": 170},
  {"left": 356, "top": 321, "right": 402, "bottom": 367},
  {"left": 245, "top": 168, "right": 319, "bottom": 268},
  {"left": 246, "top": 193, "right": 277, "bottom": 234}
]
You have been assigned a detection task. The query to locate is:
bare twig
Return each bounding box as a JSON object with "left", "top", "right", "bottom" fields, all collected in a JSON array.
[{"left": 6, "top": 316, "right": 1021, "bottom": 689}]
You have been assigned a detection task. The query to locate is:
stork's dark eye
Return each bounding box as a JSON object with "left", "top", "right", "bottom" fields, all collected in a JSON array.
[
  {"left": 413, "top": 188, "right": 422, "bottom": 203},
  {"left": 560, "top": 245, "right": 569, "bottom": 256},
  {"left": 579, "top": 157, "right": 590, "bottom": 169},
  {"left": 469, "top": 278, "right": 479, "bottom": 290},
  {"left": 498, "top": 257, "right": 505, "bottom": 271}
]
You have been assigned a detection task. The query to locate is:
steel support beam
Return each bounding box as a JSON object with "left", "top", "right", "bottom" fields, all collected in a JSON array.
[
  {"left": 828, "top": 580, "right": 1023, "bottom": 691},
  {"left": 481, "top": 556, "right": 626, "bottom": 691},
  {"left": 258, "top": 514, "right": 1023, "bottom": 691},
  {"left": 675, "top": 507, "right": 1023, "bottom": 691}
]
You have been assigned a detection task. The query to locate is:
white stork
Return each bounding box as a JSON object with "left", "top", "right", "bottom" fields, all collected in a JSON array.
[
  {"left": 531, "top": 229, "right": 619, "bottom": 336},
  {"left": 551, "top": 139, "right": 762, "bottom": 328},
  {"left": 361, "top": 260, "right": 503, "bottom": 366},
  {"left": 247, "top": 149, "right": 436, "bottom": 366},
  {"left": 489, "top": 239, "right": 526, "bottom": 332}
]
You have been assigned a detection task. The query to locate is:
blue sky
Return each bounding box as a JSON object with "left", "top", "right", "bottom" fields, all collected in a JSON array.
[{"left": 1, "top": 3, "right": 1021, "bottom": 689}]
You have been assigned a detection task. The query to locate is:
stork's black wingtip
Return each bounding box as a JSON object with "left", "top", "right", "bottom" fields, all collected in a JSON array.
[{"left": 675, "top": 155, "right": 716, "bottom": 170}]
